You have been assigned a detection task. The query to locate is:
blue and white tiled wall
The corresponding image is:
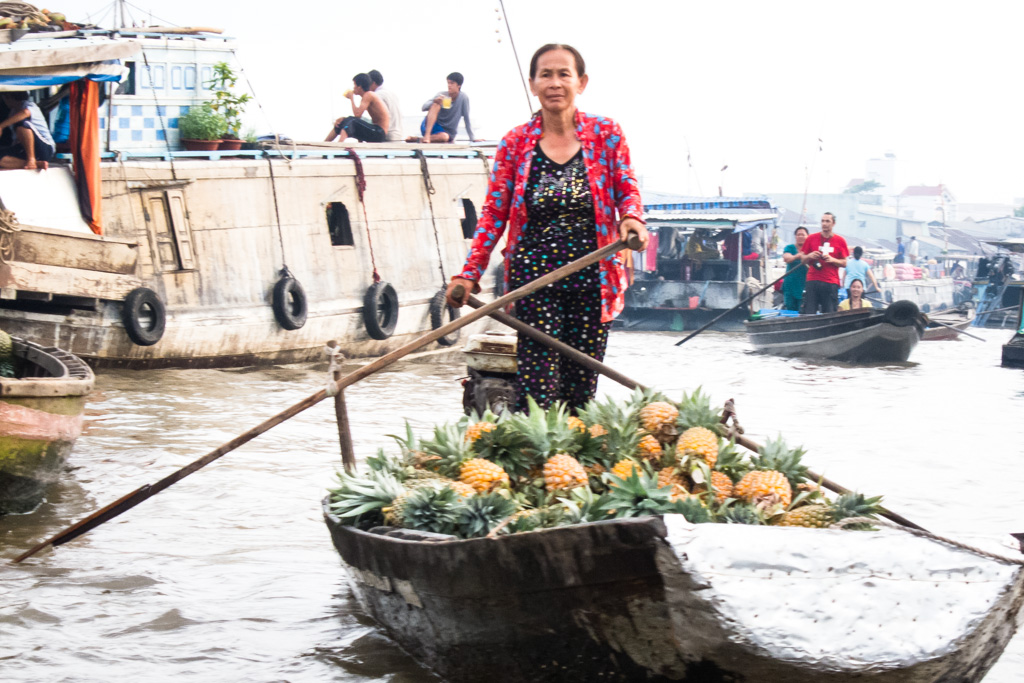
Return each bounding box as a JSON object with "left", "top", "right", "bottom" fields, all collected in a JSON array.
[{"left": 100, "top": 104, "right": 192, "bottom": 147}]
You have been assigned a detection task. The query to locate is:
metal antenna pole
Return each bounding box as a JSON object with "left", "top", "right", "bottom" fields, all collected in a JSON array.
[{"left": 498, "top": 0, "right": 534, "bottom": 117}]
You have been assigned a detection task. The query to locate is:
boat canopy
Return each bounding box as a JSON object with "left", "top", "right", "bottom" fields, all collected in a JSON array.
[
  {"left": 0, "top": 37, "right": 139, "bottom": 90},
  {"left": 985, "top": 238, "right": 1024, "bottom": 254}
]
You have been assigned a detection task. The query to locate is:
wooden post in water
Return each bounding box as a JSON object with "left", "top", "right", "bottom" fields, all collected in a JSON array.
[{"left": 327, "top": 341, "right": 356, "bottom": 473}]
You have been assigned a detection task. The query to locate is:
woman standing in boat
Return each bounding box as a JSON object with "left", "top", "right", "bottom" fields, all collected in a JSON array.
[
  {"left": 446, "top": 43, "right": 648, "bottom": 411},
  {"left": 838, "top": 278, "right": 873, "bottom": 310}
]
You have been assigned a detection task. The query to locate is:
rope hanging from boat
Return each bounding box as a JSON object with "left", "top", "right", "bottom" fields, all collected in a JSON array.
[
  {"left": 474, "top": 149, "right": 491, "bottom": 175},
  {"left": 264, "top": 156, "right": 288, "bottom": 270},
  {"left": 833, "top": 517, "right": 1024, "bottom": 567},
  {"left": 0, "top": 206, "right": 21, "bottom": 264},
  {"left": 414, "top": 150, "right": 447, "bottom": 284},
  {"left": 141, "top": 50, "right": 177, "bottom": 181},
  {"left": 497, "top": 0, "right": 534, "bottom": 117},
  {"left": 346, "top": 149, "right": 380, "bottom": 283}
]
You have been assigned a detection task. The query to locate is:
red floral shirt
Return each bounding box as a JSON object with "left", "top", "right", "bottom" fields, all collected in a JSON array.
[{"left": 456, "top": 110, "right": 644, "bottom": 323}]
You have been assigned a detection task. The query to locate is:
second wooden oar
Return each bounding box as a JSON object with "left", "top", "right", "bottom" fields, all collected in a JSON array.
[
  {"left": 674, "top": 264, "right": 806, "bottom": 347},
  {"left": 13, "top": 236, "right": 641, "bottom": 564}
]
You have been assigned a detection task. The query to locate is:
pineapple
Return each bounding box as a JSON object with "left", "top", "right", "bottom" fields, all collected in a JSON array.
[
  {"left": 459, "top": 458, "right": 510, "bottom": 493},
  {"left": 639, "top": 401, "right": 679, "bottom": 442},
  {"left": 456, "top": 492, "right": 519, "bottom": 538},
  {"left": 677, "top": 426, "right": 719, "bottom": 468},
  {"left": 465, "top": 421, "right": 497, "bottom": 445},
  {"left": 577, "top": 395, "right": 642, "bottom": 463},
  {"left": 609, "top": 459, "right": 642, "bottom": 484},
  {"left": 601, "top": 468, "right": 710, "bottom": 523},
  {"left": 693, "top": 470, "right": 734, "bottom": 504},
  {"left": 589, "top": 424, "right": 608, "bottom": 438},
  {"left": 656, "top": 466, "right": 688, "bottom": 501},
  {"left": 734, "top": 470, "right": 793, "bottom": 510},
  {"left": 778, "top": 492, "right": 883, "bottom": 529},
  {"left": 713, "top": 439, "right": 751, "bottom": 484},
  {"left": 419, "top": 421, "right": 474, "bottom": 478},
  {"left": 447, "top": 480, "right": 478, "bottom": 498},
  {"left": 751, "top": 436, "right": 810, "bottom": 491},
  {"left": 506, "top": 397, "right": 579, "bottom": 465},
  {"left": 566, "top": 415, "right": 586, "bottom": 434},
  {"left": 329, "top": 470, "right": 405, "bottom": 529},
  {"left": 387, "top": 486, "right": 463, "bottom": 534},
  {"left": 637, "top": 435, "right": 664, "bottom": 462},
  {"left": 543, "top": 453, "right": 588, "bottom": 491}
]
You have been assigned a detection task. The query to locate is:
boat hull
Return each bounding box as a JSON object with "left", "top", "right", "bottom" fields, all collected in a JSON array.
[
  {"left": 745, "top": 305, "right": 925, "bottom": 362},
  {"left": 323, "top": 505, "right": 1024, "bottom": 682},
  {"left": 0, "top": 339, "right": 93, "bottom": 513}
]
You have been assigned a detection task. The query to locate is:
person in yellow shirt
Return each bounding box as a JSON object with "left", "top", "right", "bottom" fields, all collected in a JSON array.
[{"left": 838, "top": 278, "right": 873, "bottom": 310}]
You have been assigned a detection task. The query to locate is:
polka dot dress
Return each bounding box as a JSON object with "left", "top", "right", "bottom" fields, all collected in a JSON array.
[{"left": 508, "top": 145, "right": 610, "bottom": 412}]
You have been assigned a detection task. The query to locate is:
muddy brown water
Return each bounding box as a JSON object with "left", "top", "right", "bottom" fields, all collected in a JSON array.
[{"left": 2, "top": 328, "right": 1023, "bottom": 682}]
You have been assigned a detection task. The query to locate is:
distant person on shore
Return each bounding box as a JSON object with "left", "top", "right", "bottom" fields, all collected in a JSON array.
[
  {"left": 843, "top": 246, "right": 880, "bottom": 294},
  {"left": 410, "top": 72, "right": 481, "bottom": 143},
  {"left": 838, "top": 278, "right": 872, "bottom": 310},
  {"left": 0, "top": 92, "right": 54, "bottom": 170},
  {"left": 325, "top": 73, "right": 389, "bottom": 143},
  {"left": 368, "top": 69, "right": 404, "bottom": 142},
  {"left": 908, "top": 236, "right": 920, "bottom": 265},
  {"left": 782, "top": 226, "right": 809, "bottom": 312},
  {"left": 799, "top": 212, "right": 849, "bottom": 314},
  {"left": 894, "top": 236, "right": 905, "bottom": 264}
]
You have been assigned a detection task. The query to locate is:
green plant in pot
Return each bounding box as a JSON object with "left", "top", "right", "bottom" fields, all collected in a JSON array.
[
  {"left": 178, "top": 103, "right": 227, "bottom": 151},
  {"left": 207, "top": 61, "right": 251, "bottom": 150}
]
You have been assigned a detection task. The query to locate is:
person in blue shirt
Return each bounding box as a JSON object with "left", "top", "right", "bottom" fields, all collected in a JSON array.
[
  {"left": 843, "top": 246, "right": 880, "bottom": 294},
  {"left": 894, "top": 236, "right": 906, "bottom": 264}
]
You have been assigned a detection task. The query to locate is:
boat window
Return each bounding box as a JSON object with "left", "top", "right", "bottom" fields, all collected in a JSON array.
[
  {"left": 326, "top": 202, "right": 354, "bottom": 247},
  {"left": 460, "top": 198, "right": 477, "bottom": 239},
  {"left": 115, "top": 62, "right": 137, "bottom": 96}
]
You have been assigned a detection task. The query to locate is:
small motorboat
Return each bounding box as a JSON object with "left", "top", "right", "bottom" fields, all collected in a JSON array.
[
  {"left": 324, "top": 507, "right": 1024, "bottom": 683},
  {"left": 922, "top": 305, "right": 977, "bottom": 341},
  {"left": 0, "top": 336, "right": 94, "bottom": 514},
  {"left": 744, "top": 301, "right": 926, "bottom": 362}
]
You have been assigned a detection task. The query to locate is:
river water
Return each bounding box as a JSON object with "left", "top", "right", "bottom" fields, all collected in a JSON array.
[{"left": 2, "top": 327, "right": 1023, "bottom": 682}]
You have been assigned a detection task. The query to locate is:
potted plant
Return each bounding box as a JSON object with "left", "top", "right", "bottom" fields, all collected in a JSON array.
[
  {"left": 178, "top": 103, "right": 226, "bottom": 151},
  {"left": 207, "top": 61, "right": 251, "bottom": 151}
]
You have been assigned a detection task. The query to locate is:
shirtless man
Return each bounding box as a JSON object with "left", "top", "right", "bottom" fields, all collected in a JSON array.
[
  {"left": 0, "top": 92, "right": 54, "bottom": 170},
  {"left": 325, "top": 73, "right": 389, "bottom": 143}
]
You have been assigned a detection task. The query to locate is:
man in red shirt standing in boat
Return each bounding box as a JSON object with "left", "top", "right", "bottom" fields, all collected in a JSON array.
[{"left": 799, "top": 212, "right": 849, "bottom": 314}]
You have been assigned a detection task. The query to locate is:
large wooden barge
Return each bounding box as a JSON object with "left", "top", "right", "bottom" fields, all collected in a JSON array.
[{"left": 0, "top": 28, "right": 499, "bottom": 368}]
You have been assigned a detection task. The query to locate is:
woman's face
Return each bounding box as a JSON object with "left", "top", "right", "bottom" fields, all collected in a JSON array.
[
  {"left": 850, "top": 280, "right": 864, "bottom": 298},
  {"left": 530, "top": 49, "right": 588, "bottom": 115},
  {"left": 795, "top": 230, "right": 808, "bottom": 247}
]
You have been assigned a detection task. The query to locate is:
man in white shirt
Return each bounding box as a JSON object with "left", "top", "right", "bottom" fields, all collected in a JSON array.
[
  {"left": 908, "top": 236, "right": 920, "bottom": 265},
  {"left": 368, "top": 70, "right": 404, "bottom": 142}
]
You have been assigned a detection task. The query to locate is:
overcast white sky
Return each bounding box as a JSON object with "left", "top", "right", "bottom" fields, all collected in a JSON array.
[{"left": 60, "top": 0, "right": 1024, "bottom": 204}]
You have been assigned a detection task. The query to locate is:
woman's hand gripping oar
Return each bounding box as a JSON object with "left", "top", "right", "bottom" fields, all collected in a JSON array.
[{"left": 12, "top": 235, "right": 641, "bottom": 564}]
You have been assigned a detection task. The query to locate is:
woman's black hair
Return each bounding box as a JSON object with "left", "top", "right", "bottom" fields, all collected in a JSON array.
[
  {"left": 853, "top": 246, "right": 864, "bottom": 259},
  {"left": 794, "top": 226, "right": 809, "bottom": 236},
  {"left": 529, "top": 44, "right": 586, "bottom": 79}
]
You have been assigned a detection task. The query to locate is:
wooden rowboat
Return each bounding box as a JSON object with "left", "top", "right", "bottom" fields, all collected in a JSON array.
[
  {"left": 0, "top": 338, "right": 94, "bottom": 514},
  {"left": 323, "top": 504, "right": 1024, "bottom": 682},
  {"left": 744, "top": 301, "right": 926, "bottom": 362},
  {"left": 922, "top": 306, "right": 976, "bottom": 341}
]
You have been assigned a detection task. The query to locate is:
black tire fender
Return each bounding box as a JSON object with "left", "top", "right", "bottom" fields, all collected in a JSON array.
[
  {"left": 122, "top": 287, "right": 166, "bottom": 346},
  {"left": 363, "top": 281, "right": 399, "bottom": 340},
  {"left": 883, "top": 300, "right": 921, "bottom": 327},
  {"left": 272, "top": 276, "right": 308, "bottom": 330},
  {"left": 429, "top": 287, "right": 461, "bottom": 347}
]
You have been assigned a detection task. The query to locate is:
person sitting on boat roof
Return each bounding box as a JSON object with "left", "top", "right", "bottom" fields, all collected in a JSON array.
[
  {"left": 325, "top": 73, "right": 389, "bottom": 143},
  {"left": 368, "top": 69, "right": 404, "bottom": 142},
  {"left": 0, "top": 92, "right": 54, "bottom": 171},
  {"left": 781, "top": 226, "right": 809, "bottom": 312},
  {"left": 798, "top": 212, "right": 849, "bottom": 314},
  {"left": 411, "top": 72, "right": 481, "bottom": 144},
  {"left": 838, "top": 278, "right": 872, "bottom": 310},
  {"left": 843, "top": 246, "right": 880, "bottom": 295}
]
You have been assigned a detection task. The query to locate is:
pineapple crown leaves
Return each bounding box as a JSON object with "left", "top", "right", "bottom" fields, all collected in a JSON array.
[
  {"left": 673, "top": 496, "right": 714, "bottom": 524},
  {"left": 831, "top": 492, "right": 884, "bottom": 528},
  {"left": 505, "top": 396, "right": 579, "bottom": 463},
  {"left": 718, "top": 499, "right": 767, "bottom": 525},
  {"left": 624, "top": 386, "right": 671, "bottom": 412},
  {"left": 556, "top": 486, "right": 606, "bottom": 524},
  {"left": 419, "top": 421, "right": 473, "bottom": 478},
  {"left": 600, "top": 468, "right": 685, "bottom": 519},
  {"left": 713, "top": 438, "right": 751, "bottom": 483},
  {"left": 385, "top": 420, "right": 420, "bottom": 455},
  {"left": 506, "top": 506, "right": 566, "bottom": 534},
  {"left": 456, "top": 492, "right": 520, "bottom": 538},
  {"left": 752, "top": 435, "right": 810, "bottom": 489},
  {"left": 675, "top": 386, "right": 723, "bottom": 431},
  {"left": 397, "top": 485, "right": 465, "bottom": 535},
  {"left": 366, "top": 447, "right": 405, "bottom": 477},
  {"left": 328, "top": 469, "right": 405, "bottom": 527},
  {"left": 470, "top": 421, "right": 533, "bottom": 477}
]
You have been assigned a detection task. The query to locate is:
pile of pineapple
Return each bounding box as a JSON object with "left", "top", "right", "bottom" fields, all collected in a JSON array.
[{"left": 328, "top": 388, "right": 883, "bottom": 539}]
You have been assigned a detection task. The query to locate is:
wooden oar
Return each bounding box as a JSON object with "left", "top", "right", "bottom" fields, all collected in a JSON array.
[
  {"left": 462, "top": 293, "right": 926, "bottom": 532},
  {"left": 674, "top": 264, "right": 806, "bottom": 347},
  {"left": 13, "top": 236, "right": 641, "bottom": 564}
]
